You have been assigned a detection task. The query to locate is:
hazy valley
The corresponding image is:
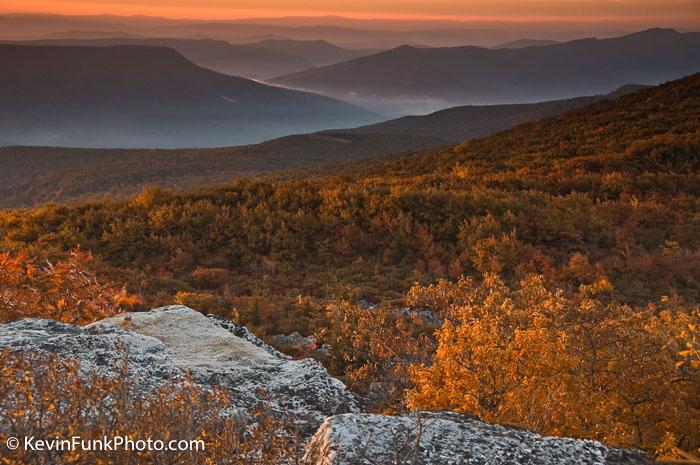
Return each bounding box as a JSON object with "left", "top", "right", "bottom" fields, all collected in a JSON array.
[{"left": 0, "top": 88, "right": 639, "bottom": 207}]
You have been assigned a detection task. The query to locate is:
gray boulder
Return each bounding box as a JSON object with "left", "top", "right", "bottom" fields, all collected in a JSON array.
[
  {"left": 0, "top": 317, "right": 181, "bottom": 390},
  {"left": 304, "top": 412, "right": 654, "bottom": 465}
]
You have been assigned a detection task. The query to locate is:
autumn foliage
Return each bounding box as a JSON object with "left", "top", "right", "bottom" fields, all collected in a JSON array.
[
  {"left": 1, "top": 249, "right": 113, "bottom": 324},
  {"left": 0, "top": 249, "right": 138, "bottom": 325},
  {"left": 406, "top": 275, "right": 699, "bottom": 452},
  {"left": 319, "top": 302, "right": 436, "bottom": 409},
  {"left": 0, "top": 350, "right": 306, "bottom": 465}
]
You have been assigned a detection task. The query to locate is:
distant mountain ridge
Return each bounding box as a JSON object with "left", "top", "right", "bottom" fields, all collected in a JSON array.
[
  {"left": 250, "top": 39, "right": 381, "bottom": 67},
  {"left": 271, "top": 29, "right": 700, "bottom": 114},
  {"left": 0, "top": 43, "right": 377, "bottom": 148},
  {"left": 44, "top": 30, "right": 146, "bottom": 39},
  {"left": 4, "top": 37, "right": 381, "bottom": 78},
  {"left": 342, "top": 84, "right": 649, "bottom": 142},
  {"left": 3, "top": 37, "right": 315, "bottom": 78}
]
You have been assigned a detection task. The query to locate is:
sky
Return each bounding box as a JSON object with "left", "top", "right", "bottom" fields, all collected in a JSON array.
[{"left": 1, "top": 0, "right": 698, "bottom": 21}]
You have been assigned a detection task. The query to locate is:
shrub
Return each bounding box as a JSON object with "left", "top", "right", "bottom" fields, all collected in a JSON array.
[
  {"left": 0, "top": 249, "right": 133, "bottom": 325},
  {"left": 0, "top": 350, "right": 306, "bottom": 465},
  {"left": 408, "top": 275, "right": 699, "bottom": 452}
]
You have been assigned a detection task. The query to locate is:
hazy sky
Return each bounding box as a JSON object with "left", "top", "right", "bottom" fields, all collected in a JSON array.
[{"left": 1, "top": 0, "right": 698, "bottom": 21}]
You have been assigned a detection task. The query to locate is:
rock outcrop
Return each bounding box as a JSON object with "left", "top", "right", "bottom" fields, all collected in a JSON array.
[
  {"left": 0, "top": 306, "right": 654, "bottom": 464},
  {"left": 0, "top": 305, "right": 359, "bottom": 433},
  {"left": 0, "top": 317, "right": 182, "bottom": 390},
  {"left": 304, "top": 412, "right": 654, "bottom": 465}
]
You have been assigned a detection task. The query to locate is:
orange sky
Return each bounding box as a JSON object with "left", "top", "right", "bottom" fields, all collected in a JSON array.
[{"left": 1, "top": 0, "right": 698, "bottom": 21}]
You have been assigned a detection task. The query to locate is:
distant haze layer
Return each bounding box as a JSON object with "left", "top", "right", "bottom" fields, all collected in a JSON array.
[
  {"left": 1, "top": 13, "right": 698, "bottom": 49},
  {"left": 1, "top": 0, "right": 698, "bottom": 24}
]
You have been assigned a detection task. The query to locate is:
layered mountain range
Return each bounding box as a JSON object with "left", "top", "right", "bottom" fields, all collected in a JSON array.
[
  {"left": 272, "top": 29, "right": 700, "bottom": 114},
  {"left": 2, "top": 13, "right": 671, "bottom": 48}
]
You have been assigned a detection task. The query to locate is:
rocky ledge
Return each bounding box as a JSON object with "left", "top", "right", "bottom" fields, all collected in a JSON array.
[
  {"left": 0, "top": 305, "right": 654, "bottom": 464},
  {"left": 304, "top": 412, "right": 653, "bottom": 465},
  {"left": 0, "top": 305, "right": 358, "bottom": 433}
]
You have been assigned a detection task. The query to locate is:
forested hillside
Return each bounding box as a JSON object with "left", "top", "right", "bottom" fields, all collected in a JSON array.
[
  {"left": 1, "top": 73, "right": 698, "bottom": 454},
  {"left": 0, "top": 132, "right": 443, "bottom": 208},
  {"left": 1, "top": 73, "right": 697, "bottom": 328}
]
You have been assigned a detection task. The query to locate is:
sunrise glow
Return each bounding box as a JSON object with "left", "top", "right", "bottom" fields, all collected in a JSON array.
[{"left": 0, "top": 0, "right": 698, "bottom": 22}]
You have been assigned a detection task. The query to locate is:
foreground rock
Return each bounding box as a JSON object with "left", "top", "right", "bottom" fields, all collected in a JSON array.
[
  {"left": 0, "top": 305, "right": 358, "bottom": 433},
  {"left": 0, "top": 307, "right": 653, "bottom": 464},
  {"left": 0, "top": 317, "right": 182, "bottom": 389},
  {"left": 304, "top": 412, "right": 653, "bottom": 465}
]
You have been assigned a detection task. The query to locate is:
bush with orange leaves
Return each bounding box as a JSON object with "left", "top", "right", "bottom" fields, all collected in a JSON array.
[
  {"left": 318, "top": 302, "right": 436, "bottom": 411},
  {"left": 407, "top": 275, "right": 699, "bottom": 453},
  {"left": 0, "top": 249, "right": 139, "bottom": 325},
  {"left": 0, "top": 349, "right": 307, "bottom": 465}
]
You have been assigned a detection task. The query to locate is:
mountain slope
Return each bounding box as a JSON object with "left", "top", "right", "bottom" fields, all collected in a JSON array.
[
  {"left": 0, "top": 132, "right": 444, "bottom": 208},
  {"left": 4, "top": 37, "right": 316, "bottom": 78},
  {"left": 271, "top": 29, "right": 700, "bottom": 114},
  {"left": 0, "top": 88, "right": 643, "bottom": 208},
  {"left": 0, "top": 44, "right": 377, "bottom": 148}
]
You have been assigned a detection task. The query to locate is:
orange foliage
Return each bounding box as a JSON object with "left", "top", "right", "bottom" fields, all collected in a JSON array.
[
  {"left": 407, "top": 275, "right": 699, "bottom": 452},
  {"left": 0, "top": 349, "right": 304, "bottom": 465},
  {"left": 319, "top": 302, "right": 436, "bottom": 409},
  {"left": 0, "top": 249, "right": 137, "bottom": 325}
]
